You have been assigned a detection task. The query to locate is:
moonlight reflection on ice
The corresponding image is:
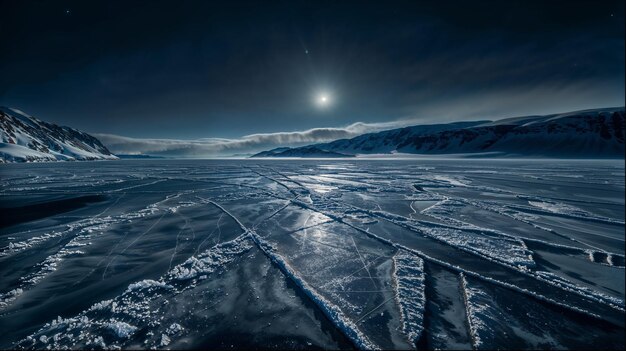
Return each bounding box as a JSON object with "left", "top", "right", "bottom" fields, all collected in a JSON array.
[{"left": 1, "top": 159, "right": 624, "bottom": 350}]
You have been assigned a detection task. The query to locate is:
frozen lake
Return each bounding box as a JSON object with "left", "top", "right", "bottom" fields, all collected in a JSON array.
[{"left": 1, "top": 159, "right": 624, "bottom": 349}]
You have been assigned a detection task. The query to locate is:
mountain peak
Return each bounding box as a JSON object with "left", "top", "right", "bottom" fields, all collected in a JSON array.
[{"left": 0, "top": 107, "right": 118, "bottom": 163}]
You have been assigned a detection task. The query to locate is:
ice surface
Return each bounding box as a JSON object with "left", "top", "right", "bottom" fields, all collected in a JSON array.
[{"left": 0, "top": 159, "right": 624, "bottom": 349}]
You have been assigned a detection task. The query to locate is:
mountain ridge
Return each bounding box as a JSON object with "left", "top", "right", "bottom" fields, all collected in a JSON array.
[
  {"left": 251, "top": 107, "right": 625, "bottom": 158},
  {"left": 0, "top": 107, "right": 118, "bottom": 163},
  {"left": 251, "top": 146, "right": 355, "bottom": 158}
]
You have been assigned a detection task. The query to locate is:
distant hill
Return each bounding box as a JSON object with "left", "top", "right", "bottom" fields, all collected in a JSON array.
[
  {"left": 0, "top": 107, "right": 118, "bottom": 163},
  {"left": 251, "top": 146, "right": 355, "bottom": 158},
  {"left": 115, "top": 154, "right": 165, "bottom": 159},
  {"left": 253, "top": 107, "right": 625, "bottom": 158}
]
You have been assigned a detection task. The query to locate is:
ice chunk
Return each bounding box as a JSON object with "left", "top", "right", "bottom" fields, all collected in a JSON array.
[
  {"left": 160, "top": 333, "right": 171, "bottom": 346},
  {"left": 106, "top": 320, "right": 137, "bottom": 338},
  {"left": 125, "top": 279, "right": 174, "bottom": 293},
  {"left": 166, "top": 323, "right": 184, "bottom": 335}
]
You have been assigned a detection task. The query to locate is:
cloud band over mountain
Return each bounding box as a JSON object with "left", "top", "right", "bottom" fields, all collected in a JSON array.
[{"left": 94, "top": 121, "right": 406, "bottom": 157}]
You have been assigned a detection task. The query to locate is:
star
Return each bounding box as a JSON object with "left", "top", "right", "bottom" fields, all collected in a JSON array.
[{"left": 65, "top": 9, "right": 71, "bottom": 15}]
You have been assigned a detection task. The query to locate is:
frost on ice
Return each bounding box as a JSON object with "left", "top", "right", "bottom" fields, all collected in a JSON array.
[
  {"left": 2, "top": 159, "right": 624, "bottom": 350},
  {"left": 392, "top": 251, "right": 426, "bottom": 345}
]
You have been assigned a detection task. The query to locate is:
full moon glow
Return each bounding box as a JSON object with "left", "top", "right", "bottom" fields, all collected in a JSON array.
[{"left": 315, "top": 92, "right": 332, "bottom": 108}]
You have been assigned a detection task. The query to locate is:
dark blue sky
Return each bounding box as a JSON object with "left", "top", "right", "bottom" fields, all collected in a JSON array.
[{"left": 1, "top": 0, "right": 624, "bottom": 140}]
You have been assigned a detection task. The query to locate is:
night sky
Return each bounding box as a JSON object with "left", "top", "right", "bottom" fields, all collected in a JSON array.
[{"left": 1, "top": 0, "right": 624, "bottom": 155}]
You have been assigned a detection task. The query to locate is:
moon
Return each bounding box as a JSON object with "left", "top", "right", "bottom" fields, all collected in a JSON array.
[{"left": 315, "top": 92, "right": 332, "bottom": 108}]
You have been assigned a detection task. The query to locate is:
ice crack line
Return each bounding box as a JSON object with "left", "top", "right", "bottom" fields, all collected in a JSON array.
[
  {"left": 202, "top": 197, "right": 378, "bottom": 350},
  {"left": 289, "top": 197, "right": 625, "bottom": 318}
]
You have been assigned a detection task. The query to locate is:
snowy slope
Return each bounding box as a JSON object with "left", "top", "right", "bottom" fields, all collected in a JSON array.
[
  {"left": 315, "top": 121, "right": 487, "bottom": 154},
  {"left": 0, "top": 107, "right": 118, "bottom": 163},
  {"left": 394, "top": 108, "right": 625, "bottom": 156},
  {"left": 259, "top": 107, "right": 625, "bottom": 158},
  {"left": 250, "top": 147, "right": 294, "bottom": 157}
]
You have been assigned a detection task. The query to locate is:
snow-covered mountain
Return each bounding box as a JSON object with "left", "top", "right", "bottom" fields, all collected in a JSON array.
[
  {"left": 0, "top": 107, "right": 118, "bottom": 163},
  {"left": 255, "top": 107, "right": 625, "bottom": 158}
]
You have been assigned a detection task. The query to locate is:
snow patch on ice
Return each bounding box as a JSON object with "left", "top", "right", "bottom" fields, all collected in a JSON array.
[
  {"left": 16, "top": 234, "right": 252, "bottom": 349},
  {"left": 505, "top": 200, "right": 625, "bottom": 225},
  {"left": 106, "top": 320, "right": 137, "bottom": 338},
  {"left": 168, "top": 235, "right": 252, "bottom": 281},
  {"left": 392, "top": 251, "right": 426, "bottom": 345},
  {"left": 460, "top": 273, "right": 493, "bottom": 349},
  {"left": 534, "top": 271, "right": 625, "bottom": 310},
  {"left": 125, "top": 279, "right": 174, "bottom": 293},
  {"left": 431, "top": 175, "right": 470, "bottom": 187}
]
